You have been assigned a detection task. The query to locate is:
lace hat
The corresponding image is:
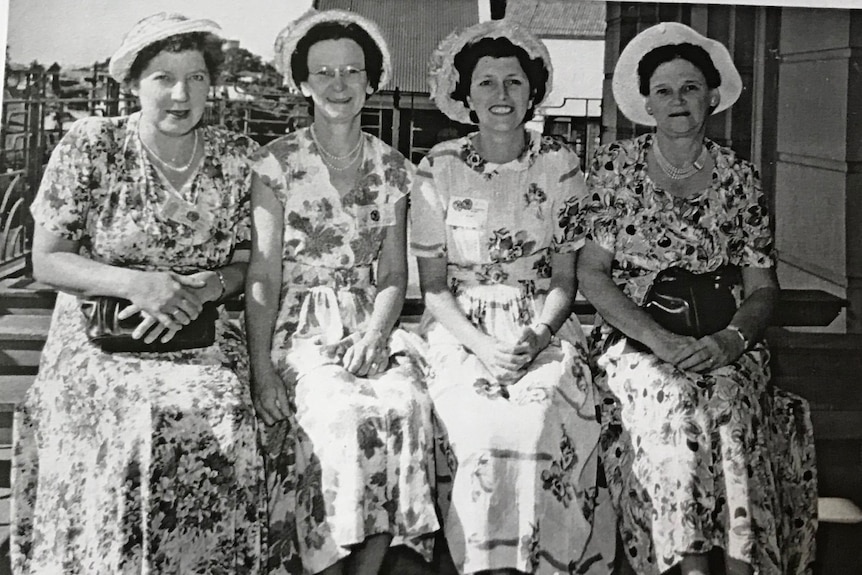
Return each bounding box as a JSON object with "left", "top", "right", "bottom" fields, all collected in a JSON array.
[
  {"left": 428, "top": 19, "right": 553, "bottom": 125},
  {"left": 613, "top": 21, "right": 742, "bottom": 126},
  {"left": 274, "top": 9, "right": 392, "bottom": 92},
  {"left": 109, "top": 12, "right": 222, "bottom": 83}
]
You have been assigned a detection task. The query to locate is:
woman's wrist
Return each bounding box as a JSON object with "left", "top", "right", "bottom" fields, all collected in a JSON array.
[
  {"left": 532, "top": 322, "right": 554, "bottom": 349},
  {"left": 725, "top": 324, "right": 750, "bottom": 353},
  {"left": 212, "top": 269, "right": 227, "bottom": 301},
  {"left": 363, "top": 325, "right": 389, "bottom": 343}
]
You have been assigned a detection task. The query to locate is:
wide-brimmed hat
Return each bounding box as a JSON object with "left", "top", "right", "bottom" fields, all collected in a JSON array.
[
  {"left": 274, "top": 9, "right": 392, "bottom": 93},
  {"left": 109, "top": 12, "right": 222, "bottom": 83},
  {"left": 428, "top": 19, "right": 553, "bottom": 125},
  {"left": 613, "top": 21, "right": 742, "bottom": 126}
]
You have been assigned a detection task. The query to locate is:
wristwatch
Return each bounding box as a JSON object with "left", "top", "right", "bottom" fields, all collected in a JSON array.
[{"left": 726, "top": 324, "right": 750, "bottom": 351}]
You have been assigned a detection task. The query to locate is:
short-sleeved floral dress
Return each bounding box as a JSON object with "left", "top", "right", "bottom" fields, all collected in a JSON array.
[
  {"left": 11, "top": 113, "right": 265, "bottom": 574},
  {"left": 410, "top": 131, "right": 614, "bottom": 575},
  {"left": 581, "top": 134, "right": 817, "bottom": 574},
  {"left": 250, "top": 128, "right": 439, "bottom": 575}
]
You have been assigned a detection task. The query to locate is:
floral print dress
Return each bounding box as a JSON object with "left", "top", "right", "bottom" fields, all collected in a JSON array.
[
  {"left": 581, "top": 134, "right": 818, "bottom": 575},
  {"left": 250, "top": 129, "right": 439, "bottom": 575},
  {"left": 11, "top": 113, "right": 264, "bottom": 574},
  {"left": 410, "top": 131, "right": 614, "bottom": 575}
]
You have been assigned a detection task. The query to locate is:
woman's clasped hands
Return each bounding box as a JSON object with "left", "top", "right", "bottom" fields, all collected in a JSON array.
[
  {"left": 117, "top": 270, "right": 221, "bottom": 344},
  {"left": 649, "top": 326, "right": 747, "bottom": 373},
  {"left": 473, "top": 324, "right": 552, "bottom": 384}
]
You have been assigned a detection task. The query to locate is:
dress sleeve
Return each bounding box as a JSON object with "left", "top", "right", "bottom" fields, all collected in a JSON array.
[
  {"left": 380, "top": 146, "right": 413, "bottom": 204},
  {"left": 553, "top": 147, "right": 588, "bottom": 254},
  {"left": 730, "top": 161, "right": 775, "bottom": 268},
  {"left": 581, "top": 143, "right": 622, "bottom": 254},
  {"left": 29, "top": 118, "right": 101, "bottom": 241},
  {"left": 409, "top": 154, "right": 447, "bottom": 259},
  {"left": 250, "top": 145, "right": 288, "bottom": 208},
  {"left": 234, "top": 137, "right": 260, "bottom": 247}
]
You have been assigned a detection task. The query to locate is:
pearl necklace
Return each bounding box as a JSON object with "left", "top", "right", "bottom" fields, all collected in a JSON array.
[
  {"left": 653, "top": 138, "right": 707, "bottom": 180},
  {"left": 140, "top": 129, "right": 199, "bottom": 173},
  {"left": 310, "top": 125, "right": 364, "bottom": 171}
]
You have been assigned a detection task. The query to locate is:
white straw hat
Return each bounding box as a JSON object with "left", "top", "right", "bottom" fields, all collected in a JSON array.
[
  {"left": 273, "top": 9, "right": 392, "bottom": 93},
  {"left": 613, "top": 22, "right": 742, "bottom": 126},
  {"left": 428, "top": 19, "right": 553, "bottom": 125},
  {"left": 109, "top": 12, "right": 222, "bottom": 83}
]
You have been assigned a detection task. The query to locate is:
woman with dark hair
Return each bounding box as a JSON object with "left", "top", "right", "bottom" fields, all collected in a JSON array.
[
  {"left": 411, "top": 20, "right": 611, "bottom": 575},
  {"left": 577, "top": 22, "right": 817, "bottom": 575},
  {"left": 245, "top": 9, "right": 439, "bottom": 575},
  {"left": 11, "top": 12, "right": 263, "bottom": 574}
]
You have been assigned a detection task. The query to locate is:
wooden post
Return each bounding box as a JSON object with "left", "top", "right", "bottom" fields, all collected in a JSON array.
[
  {"left": 23, "top": 67, "right": 45, "bottom": 274},
  {"left": 89, "top": 63, "right": 98, "bottom": 115}
]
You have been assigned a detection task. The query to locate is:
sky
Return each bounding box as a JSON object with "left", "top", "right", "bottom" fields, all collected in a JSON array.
[
  {"left": 6, "top": 0, "right": 314, "bottom": 68},
  {"left": 6, "top": 0, "right": 861, "bottom": 69}
]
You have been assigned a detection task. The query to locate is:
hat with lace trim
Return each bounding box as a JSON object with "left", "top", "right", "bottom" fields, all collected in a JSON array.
[
  {"left": 613, "top": 21, "right": 742, "bottom": 126},
  {"left": 273, "top": 9, "right": 392, "bottom": 92},
  {"left": 428, "top": 19, "right": 553, "bottom": 125},
  {"left": 109, "top": 12, "right": 222, "bottom": 83}
]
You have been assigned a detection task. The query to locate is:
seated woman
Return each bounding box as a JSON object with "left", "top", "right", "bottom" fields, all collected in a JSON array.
[
  {"left": 577, "top": 22, "right": 817, "bottom": 575},
  {"left": 11, "top": 13, "right": 263, "bottom": 574},
  {"left": 244, "top": 9, "right": 439, "bottom": 575},
  {"left": 411, "top": 19, "right": 612, "bottom": 575}
]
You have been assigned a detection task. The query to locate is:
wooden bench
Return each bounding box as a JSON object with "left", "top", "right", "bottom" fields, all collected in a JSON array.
[{"left": 0, "top": 280, "right": 858, "bottom": 572}]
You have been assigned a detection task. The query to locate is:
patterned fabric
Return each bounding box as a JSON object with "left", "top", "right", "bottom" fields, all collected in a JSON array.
[
  {"left": 411, "top": 131, "right": 614, "bottom": 575},
  {"left": 12, "top": 113, "right": 264, "bottom": 574},
  {"left": 582, "top": 134, "right": 818, "bottom": 575},
  {"left": 250, "top": 128, "right": 439, "bottom": 575}
]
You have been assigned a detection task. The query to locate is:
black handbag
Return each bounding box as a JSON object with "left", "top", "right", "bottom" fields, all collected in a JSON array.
[
  {"left": 82, "top": 296, "right": 218, "bottom": 353},
  {"left": 642, "top": 266, "right": 740, "bottom": 338}
]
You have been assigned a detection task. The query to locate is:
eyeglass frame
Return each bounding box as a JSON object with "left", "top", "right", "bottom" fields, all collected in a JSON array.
[{"left": 308, "top": 66, "right": 367, "bottom": 84}]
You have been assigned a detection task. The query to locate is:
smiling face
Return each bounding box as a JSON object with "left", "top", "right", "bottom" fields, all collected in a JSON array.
[
  {"left": 300, "top": 38, "right": 371, "bottom": 125},
  {"left": 132, "top": 50, "right": 210, "bottom": 137},
  {"left": 645, "top": 58, "right": 719, "bottom": 137},
  {"left": 467, "top": 56, "right": 531, "bottom": 134}
]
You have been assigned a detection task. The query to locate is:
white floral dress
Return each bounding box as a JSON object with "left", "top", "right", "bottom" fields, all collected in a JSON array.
[
  {"left": 11, "top": 113, "right": 264, "bottom": 574},
  {"left": 582, "top": 134, "right": 818, "bottom": 574},
  {"left": 410, "top": 131, "right": 614, "bottom": 575},
  {"left": 250, "top": 128, "right": 439, "bottom": 575}
]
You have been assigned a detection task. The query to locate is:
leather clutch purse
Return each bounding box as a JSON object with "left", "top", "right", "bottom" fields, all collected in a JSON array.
[
  {"left": 82, "top": 296, "right": 218, "bottom": 353},
  {"left": 642, "top": 266, "right": 740, "bottom": 338}
]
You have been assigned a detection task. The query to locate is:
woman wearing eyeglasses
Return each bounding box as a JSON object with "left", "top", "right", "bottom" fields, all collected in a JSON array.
[{"left": 245, "top": 9, "right": 439, "bottom": 575}]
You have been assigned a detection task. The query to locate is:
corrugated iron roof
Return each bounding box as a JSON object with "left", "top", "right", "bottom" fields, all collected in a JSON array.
[
  {"left": 317, "top": 0, "right": 479, "bottom": 93},
  {"left": 506, "top": 0, "right": 606, "bottom": 39}
]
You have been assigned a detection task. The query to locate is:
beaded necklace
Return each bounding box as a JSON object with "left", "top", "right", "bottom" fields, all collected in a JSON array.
[
  {"left": 139, "top": 128, "right": 199, "bottom": 173},
  {"left": 310, "top": 124, "right": 364, "bottom": 171},
  {"left": 653, "top": 138, "right": 707, "bottom": 180}
]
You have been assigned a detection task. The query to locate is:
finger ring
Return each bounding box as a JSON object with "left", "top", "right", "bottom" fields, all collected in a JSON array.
[{"left": 275, "top": 399, "right": 282, "bottom": 409}]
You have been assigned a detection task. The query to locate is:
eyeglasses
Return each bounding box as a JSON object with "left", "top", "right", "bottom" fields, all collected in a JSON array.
[{"left": 309, "top": 66, "right": 367, "bottom": 84}]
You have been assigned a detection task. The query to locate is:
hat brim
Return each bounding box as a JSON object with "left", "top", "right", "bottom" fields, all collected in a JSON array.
[
  {"left": 109, "top": 18, "right": 222, "bottom": 83},
  {"left": 428, "top": 19, "right": 553, "bottom": 125},
  {"left": 612, "top": 22, "right": 742, "bottom": 126},
  {"left": 274, "top": 9, "right": 392, "bottom": 93}
]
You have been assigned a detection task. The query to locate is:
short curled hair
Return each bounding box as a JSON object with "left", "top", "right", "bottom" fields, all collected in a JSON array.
[
  {"left": 126, "top": 32, "right": 223, "bottom": 84},
  {"left": 637, "top": 42, "right": 721, "bottom": 96},
  {"left": 290, "top": 21, "right": 384, "bottom": 91},
  {"left": 451, "top": 36, "right": 548, "bottom": 124}
]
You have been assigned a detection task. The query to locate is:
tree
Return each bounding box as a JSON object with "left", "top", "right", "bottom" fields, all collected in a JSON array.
[{"left": 221, "top": 45, "right": 276, "bottom": 81}]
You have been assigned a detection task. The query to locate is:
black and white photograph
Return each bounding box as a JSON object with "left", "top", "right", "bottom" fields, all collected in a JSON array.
[{"left": 0, "top": 1, "right": 859, "bottom": 574}]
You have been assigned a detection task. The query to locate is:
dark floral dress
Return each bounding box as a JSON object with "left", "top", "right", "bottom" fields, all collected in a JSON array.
[
  {"left": 11, "top": 113, "right": 264, "bottom": 574},
  {"left": 581, "top": 134, "right": 817, "bottom": 574},
  {"left": 251, "top": 129, "right": 439, "bottom": 575},
  {"left": 410, "top": 131, "right": 614, "bottom": 575}
]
